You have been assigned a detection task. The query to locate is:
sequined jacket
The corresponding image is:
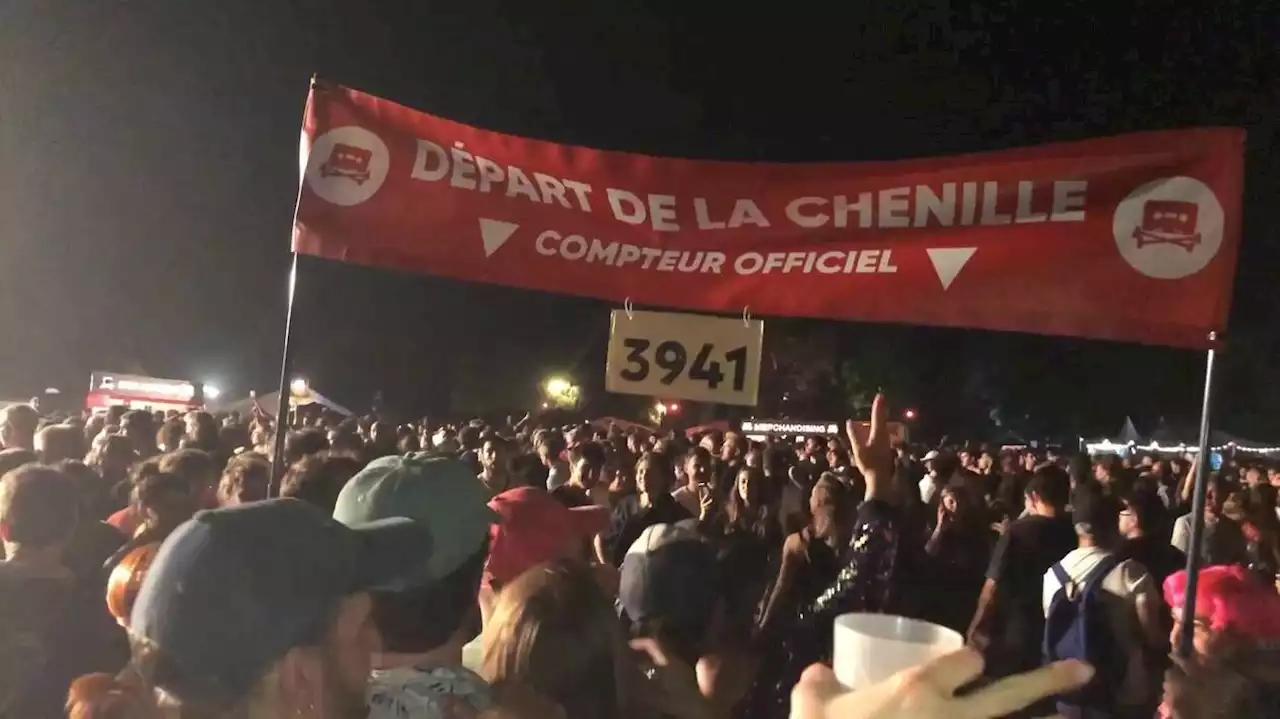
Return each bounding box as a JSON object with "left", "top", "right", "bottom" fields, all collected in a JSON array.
[{"left": 800, "top": 499, "right": 902, "bottom": 634}]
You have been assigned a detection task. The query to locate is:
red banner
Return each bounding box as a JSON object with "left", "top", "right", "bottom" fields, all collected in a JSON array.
[{"left": 294, "top": 82, "right": 1244, "bottom": 349}]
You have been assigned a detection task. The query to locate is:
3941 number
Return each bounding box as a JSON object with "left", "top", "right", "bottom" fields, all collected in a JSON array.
[{"left": 618, "top": 338, "right": 749, "bottom": 391}]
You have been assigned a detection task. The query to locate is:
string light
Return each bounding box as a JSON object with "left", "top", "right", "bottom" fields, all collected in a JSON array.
[{"left": 1084, "top": 439, "right": 1280, "bottom": 455}]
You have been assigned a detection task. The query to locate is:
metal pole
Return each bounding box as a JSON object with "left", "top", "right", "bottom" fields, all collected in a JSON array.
[
  {"left": 266, "top": 76, "right": 322, "bottom": 495},
  {"left": 1177, "top": 335, "right": 1218, "bottom": 657},
  {"left": 269, "top": 253, "right": 300, "bottom": 496}
]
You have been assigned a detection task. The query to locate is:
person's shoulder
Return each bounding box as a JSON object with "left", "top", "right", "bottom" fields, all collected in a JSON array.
[
  {"left": 1111, "top": 556, "right": 1156, "bottom": 594},
  {"left": 1162, "top": 541, "right": 1188, "bottom": 563},
  {"left": 369, "top": 664, "right": 493, "bottom": 719},
  {"left": 856, "top": 498, "right": 899, "bottom": 525},
  {"left": 1112, "top": 555, "right": 1148, "bottom": 575},
  {"left": 0, "top": 564, "right": 82, "bottom": 652},
  {"left": 1011, "top": 512, "right": 1049, "bottom": 528},
  {"left": 1056, "top": 545, "right": 1092, "bottom": 565},
  {"left": 0, "top": 562, "right": 75, "bottom": 593},
  {"left": 1036, "top": 515, "right": 1078, "bottom": 544},
  {"left": 549, "top": 484, "right": 579, "bottom": 501},
  {"left": 73, "top": 520, "right": 128, "bottom": 555},
  {"left": 1006, "top": 514, "right": 1045, "bottom": 541}
]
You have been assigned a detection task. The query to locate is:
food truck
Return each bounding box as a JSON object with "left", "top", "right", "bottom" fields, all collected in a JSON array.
[{"left": 85, "top": 371, "right": 203, "bottom": 415}]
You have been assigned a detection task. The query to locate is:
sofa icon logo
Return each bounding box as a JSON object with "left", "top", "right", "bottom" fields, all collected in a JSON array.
[
  {"left": 1113, "top": 176, "right": 1224, "bottom": 280},
  {"left": 319, "top": 144, "right": 374, "bottom": 184},
  {"left": 305, "top": 127, "right": 390, "bottom": 206}
]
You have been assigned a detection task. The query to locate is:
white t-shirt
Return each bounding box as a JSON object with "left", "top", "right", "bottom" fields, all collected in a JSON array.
[
  {"left": 544, "top": 460, "right": 569, "bottom": 490},
  {"left": 1041, "top": 546, "right": 1157, "bottom": 707},
  {"left": 919, "top": 475, "right": 939, "bottom": 504},
  {"left": 671, "top": 485, "right": 702, "bottom": 518},
  {"left": 461, "top": 636, "right": 484, "bottom": 673}
]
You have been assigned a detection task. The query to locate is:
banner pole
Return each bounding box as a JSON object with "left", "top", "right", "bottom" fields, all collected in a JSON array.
[
  {"left": 269, "top": 252, "right": 300, "bottom": 496},
  {"left": 266, "top": 75, "right": 321, "bottom": 495},
  {"left": 1176, "top": 333, "right": 1218, "bottom": 657}
]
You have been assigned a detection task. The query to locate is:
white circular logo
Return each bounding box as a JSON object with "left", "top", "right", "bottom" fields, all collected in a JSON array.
[
  {"left": 1112, "top": 176, "right": 1223, "bottom": 280},
  {"left": 304, "top": 126, "right": 390, "bottom": 206}
]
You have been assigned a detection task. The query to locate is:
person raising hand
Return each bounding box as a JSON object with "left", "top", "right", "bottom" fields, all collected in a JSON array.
[
  {"left": 799, "top": 393, "right": 904, "bottom": 656},
  {"left": 846, "top": 392, "right": 894, "bottom": 502},
  {"left": 809, "top": 393, "right": 900, "bottom": 604}
]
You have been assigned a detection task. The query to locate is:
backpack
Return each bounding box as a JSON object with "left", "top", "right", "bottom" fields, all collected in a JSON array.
[{"left": 1042, "top": 554, "right": 1126, "bottom": 714}]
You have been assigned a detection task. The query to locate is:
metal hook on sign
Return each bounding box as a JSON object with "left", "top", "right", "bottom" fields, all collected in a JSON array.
[
  {"left": 624, "top": 297, "right": 634, "bottom": 320},
  {"left": 743, "top": 306, "right": 752, "bottom": 327}
]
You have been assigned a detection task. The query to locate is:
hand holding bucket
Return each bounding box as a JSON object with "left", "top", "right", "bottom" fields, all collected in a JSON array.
[{"left": 832, "top": 614, "right": 963, "bottom": 689}]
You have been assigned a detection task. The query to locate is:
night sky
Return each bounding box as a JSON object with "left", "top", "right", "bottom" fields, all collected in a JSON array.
[{"left": 2, "top": 2, "right": 1277, "bottom": 439}]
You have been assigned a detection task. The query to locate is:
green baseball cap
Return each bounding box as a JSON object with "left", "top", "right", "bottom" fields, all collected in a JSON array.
[{"left": 333, "top": 452, "right": 496, "bottom": 582}]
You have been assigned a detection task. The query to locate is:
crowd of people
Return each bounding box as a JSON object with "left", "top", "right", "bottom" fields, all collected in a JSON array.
[{"left": 1, "top": 394, "right": 1279, "bottom": 719}]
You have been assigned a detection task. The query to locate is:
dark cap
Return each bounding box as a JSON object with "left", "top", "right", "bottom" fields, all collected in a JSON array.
[
  {"left": 619, "top": 521, "right": 719, "bottom": 632},
  {"left": 130, "top": 498, "right": 434, "bottom": 707}
]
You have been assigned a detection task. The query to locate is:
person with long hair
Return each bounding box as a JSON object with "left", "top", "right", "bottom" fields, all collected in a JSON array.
[
  {"left": 800, "top": 396, "right": 904, "bottom": 637},
  {"left": 105, "top": 542, "right": 160, "bottom": 629},
  {"left": 480, "top": 559, "right": 682, "bottom": 719},
  {"left": 718, "top": 466, "right": 777, "bottom": 539},
  {"left": 706, "top": 466, "right": 783, "bottom": 635},
  {"left": 744, "top": 474, "right": 849, "bottom": 719},
  {"left": 921, "top": 484, "right": 992, "bottom": 633},
  {"left": 757, "top": 474, "right": 847, "bottom": 639}
]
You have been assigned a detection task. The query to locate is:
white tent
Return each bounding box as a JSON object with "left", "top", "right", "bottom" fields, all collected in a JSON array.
[
  {"left": 212, "top": 389, "right": 353, "bottom": 417},
  {"left": 1085, "top": 418, "right": 1280, "bottom": 456},
  {"left": 1117, "top": 416, "right": 1143, "bottom": 444}
]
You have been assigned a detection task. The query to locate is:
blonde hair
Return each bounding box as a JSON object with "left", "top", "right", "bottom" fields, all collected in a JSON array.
[{"left": 479, "top": 560, "right": 654, "bottom": 719}]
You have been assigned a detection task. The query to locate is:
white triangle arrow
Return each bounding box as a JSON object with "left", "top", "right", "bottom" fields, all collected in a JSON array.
[
  {"left": 926, "top": 247, "right": 977, "bottom": 290},
  {"left": 478, "top": 218, "right": 519, "bottom": 257}
]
